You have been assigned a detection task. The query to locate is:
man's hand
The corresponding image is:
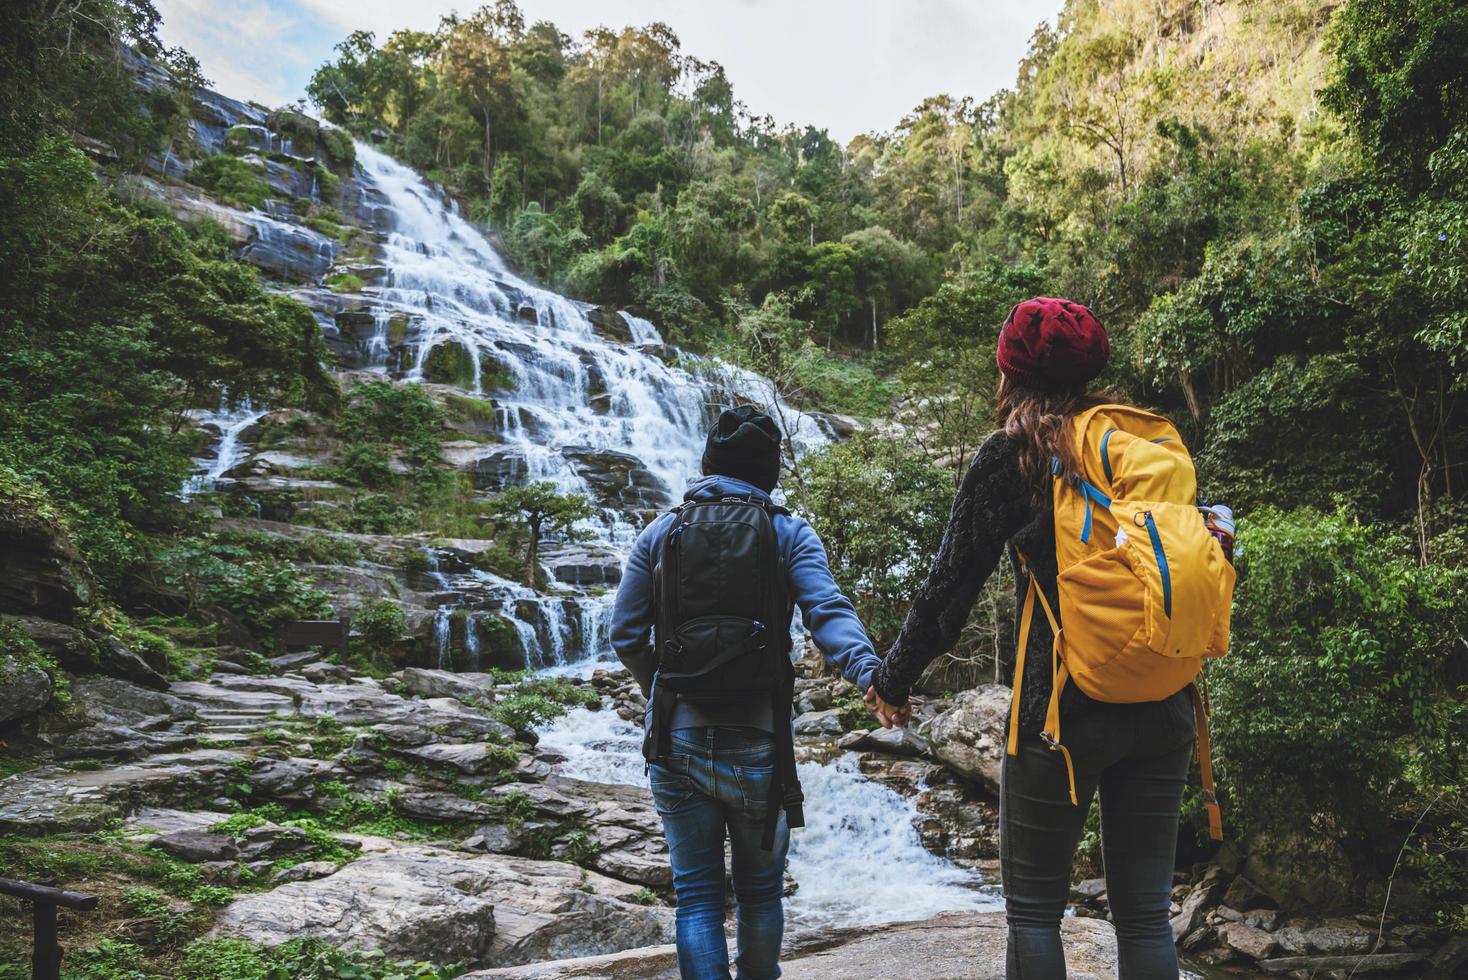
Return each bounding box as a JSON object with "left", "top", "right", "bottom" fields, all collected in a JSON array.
[{"left": 864, "top": 685, "right": 912, "bottom": 729}]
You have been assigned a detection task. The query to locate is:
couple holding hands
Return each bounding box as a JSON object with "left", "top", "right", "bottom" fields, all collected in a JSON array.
[{"left": 613, "top": 297, "right": 1215, "bottom": 980}]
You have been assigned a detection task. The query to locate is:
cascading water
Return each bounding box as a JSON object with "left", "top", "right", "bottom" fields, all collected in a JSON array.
[
  {"left": 537, "top": 701, "right": 1000, "bottom": 929},
  {"left": 348, "top": 141, "right": 825, "bottom": 666},
  {"left": 182, "top": 397, "right": 267, "bottom": 497}
]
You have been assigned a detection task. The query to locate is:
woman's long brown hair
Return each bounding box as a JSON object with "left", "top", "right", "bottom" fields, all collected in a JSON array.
[{"left": 996, "top": 377, "right": 1116, "bottom": 504}]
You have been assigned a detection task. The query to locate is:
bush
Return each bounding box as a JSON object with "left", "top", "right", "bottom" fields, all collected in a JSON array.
[
  {"left": 1212, "top": 507, "right": 1466, "bottom": 893},
  {"left": 188, "top": 154, "right": 272, "bottom": 209},
  {"left": 356, "top": 599, "right": 406, "bottom": 649},
  {"left": 491, "top": 676, "right": 598, "bottom": 732}
]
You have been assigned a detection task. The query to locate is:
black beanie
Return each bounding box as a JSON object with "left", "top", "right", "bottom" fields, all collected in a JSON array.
[{"left": 701, "top": 405, "right": 782, "bottom": 492}]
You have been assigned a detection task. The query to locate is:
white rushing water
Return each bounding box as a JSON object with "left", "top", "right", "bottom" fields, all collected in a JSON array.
[
  {"left": 539, "top": 704, "right": 998, "bottom": 929},
  {"left": 182, "top": 397, "right": 267, "bottom": 497}
]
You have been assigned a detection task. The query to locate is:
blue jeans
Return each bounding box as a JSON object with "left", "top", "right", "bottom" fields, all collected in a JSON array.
[
  {"left": 1001, "top": 691, "right": 1195, "bottom": 979},
  {"left": 650, "top": 726, "right": 789, "bottom": 980}
]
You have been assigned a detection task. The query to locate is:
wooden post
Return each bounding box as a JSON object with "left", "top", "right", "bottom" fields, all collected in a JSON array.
[{"left": 32, "top": 901, "right": 59, "bottom": 980}]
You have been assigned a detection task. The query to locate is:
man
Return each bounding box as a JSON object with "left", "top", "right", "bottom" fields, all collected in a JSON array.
[{"left": 611, "top": 405, "right": 896, "bottom": 980}]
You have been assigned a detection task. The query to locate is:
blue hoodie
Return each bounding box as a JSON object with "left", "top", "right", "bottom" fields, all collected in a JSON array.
[{"left": 610, "top": 475, "right": 879, "bottom": 731}]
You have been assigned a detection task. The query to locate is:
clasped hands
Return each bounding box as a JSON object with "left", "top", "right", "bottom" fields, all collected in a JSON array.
[{"left": 863, "top": 685, "right": 911, "bottom": 729}]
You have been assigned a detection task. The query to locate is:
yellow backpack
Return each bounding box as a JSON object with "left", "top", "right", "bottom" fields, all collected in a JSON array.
[{"left": 1006, "top": 404, "right": 1235, "bottom": 840}]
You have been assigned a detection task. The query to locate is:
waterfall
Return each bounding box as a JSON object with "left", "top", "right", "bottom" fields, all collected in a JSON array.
[
  {"left": 347, "top": 142, "right": 827, "bottom": 667},
  {"left": 182, "top": 397, "right": 267, "bottom": 496}
]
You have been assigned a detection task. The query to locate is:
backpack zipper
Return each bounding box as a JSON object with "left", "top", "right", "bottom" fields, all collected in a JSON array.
[{"left": 1139, "top": 511, "right": 1172, "bottom": 617}]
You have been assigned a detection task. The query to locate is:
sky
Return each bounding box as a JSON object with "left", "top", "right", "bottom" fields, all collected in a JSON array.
[{"left": 154, "top": 0, "right": 1064, "bottom": 143}]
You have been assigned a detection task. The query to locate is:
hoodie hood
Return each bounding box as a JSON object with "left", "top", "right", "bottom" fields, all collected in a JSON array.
[{"left": 683, "top": 474, "right": 774, "bottom": 504}]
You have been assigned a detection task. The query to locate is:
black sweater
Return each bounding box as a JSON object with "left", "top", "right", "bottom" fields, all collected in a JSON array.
[{"left": 872, "top": 430, "right": 1098, "bottom": 736}]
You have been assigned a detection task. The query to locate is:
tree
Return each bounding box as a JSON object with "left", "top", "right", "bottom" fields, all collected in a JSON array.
[
  {"left": 440, "top": 1, "right": 525, "bottom": 183},
  {"left": 486, "top": 482, "right": 594, "bottom": 587}
]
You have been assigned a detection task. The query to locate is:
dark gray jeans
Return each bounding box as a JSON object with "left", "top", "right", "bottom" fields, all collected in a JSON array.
[{"left": 1000, "top": 689, "right": 1195, "bottom": 979}]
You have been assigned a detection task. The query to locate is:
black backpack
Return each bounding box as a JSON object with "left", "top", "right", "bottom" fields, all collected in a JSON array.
[{"left": 642, "top": 493, "right": 804, "bottom": 848}]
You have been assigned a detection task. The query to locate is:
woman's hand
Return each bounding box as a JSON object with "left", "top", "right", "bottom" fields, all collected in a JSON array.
[{"left": 864, "top": 685, "right": 912, "bottom": 729}]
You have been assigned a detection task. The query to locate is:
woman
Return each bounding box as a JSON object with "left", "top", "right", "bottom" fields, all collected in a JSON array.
[{"left": 869, "top": 297, "right": 1196, "bottom": 979}]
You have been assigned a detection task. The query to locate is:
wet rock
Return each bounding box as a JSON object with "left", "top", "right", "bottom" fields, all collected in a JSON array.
[
  {"left": 395, "top": 668, "right": 497, "bottom": 703},
  {"left": 1428, "top": 935, "right": 1468, "bottom": 979},
  {"left": 562, "top": 446, "right": 671, "bottom": 511},
  {"left": 1180, "top": 926, "right": 1215, "bottom": 953},
  {"left": 460, "top": 824, "right": 523, "bottom": 854},
  {"left": 836, "top": 727, "right": 930, "bottom": 757},
  {"left": 246, "top": 757, "right": 341, "bottom": 805},
  {"left": 393, "top": 792, "right": 496, "bottom": 824},
  {"left": 914, "top": 782, "right": 999, "bottom": 863},
  {"left": 212, "top": 846, "right": 671, "bottom": 968},
  {"left": 1071, "top": 878, "right": 1108, "bottom": 904},
  {"left": 1257, "top": 953, "right": 1428, "bottom": 975},
  {"left": 585, "top": 306, "right": 633, "bottom": 344},
  {"left": 793, "top": 708, "right": 846, "bottom": 736},
  {"left": 1193, "top": 946, "right": 1237, "bottom": 966},
  {"left": 10, "top": 616, "right": 167, "bottom": 690},
  {"left": 0, "top": 749, "right": 248, "bottom": 834},
  {"left": 924, "top": 684, "right": 1010, "bottom": 794},
  {"left": 1245, "top": 908, "right": 1283, "bottom": 931},
  {"left": 1272, "top": 924, "right": 1311, "bottom": 956},
  {"left": 1217, "top": 921, "right": 1278, "bottom": 960},
  {"left": 150, "top": 830, "right": 240, "bottom": 863},
  {"left": 1233, "top": 828, "right": 1355, "bottom": 912},
  {"left": 0, "top": 657, "right": 53, "bottom": 722}
]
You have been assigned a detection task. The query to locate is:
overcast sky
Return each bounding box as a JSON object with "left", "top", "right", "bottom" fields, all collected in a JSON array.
[{"left": 155, "top": 0, "right": 1063, "bottom": 143}]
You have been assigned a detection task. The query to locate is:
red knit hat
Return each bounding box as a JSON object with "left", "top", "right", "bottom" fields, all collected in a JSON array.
[{"left": 996, "top": 297, "right": 1110, "bottom": 391}]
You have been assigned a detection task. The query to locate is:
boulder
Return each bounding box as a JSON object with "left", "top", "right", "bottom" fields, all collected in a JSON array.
[
  {"left": 399, "top": 742, "right": 513, "bottom": 776},
  {"left": 793, "top": 708, "right": 846, "bottom": 736},
  {"left": 1216, "top": 921, "right": 1278, "bottom": 960},
  {"left": 270, "top": 860, "right": 340, "bottom": 884},
  {"left": 1234, "top": 828, "right": 1355, "bottom": 912},
  {"left": 836, "top": 727, "right": 930, "bottom": 757},
  {"left": 0, "top": 656, "right": 53, "bottom": 722},
  {"left": 585, "top": 307, "right": 633, "bottom": 344},
  {"left": 0, "top": 487, "right": 96, "bottom": 620},
  {"left": 1221, "top": 874, "right": 1274, "bottom": 911},
  {"left": 397, "top": 668, "right": 497, "bottom": 703},
  {"left": 394, "top": 793, "right": 497, "bottom": 823},
  {"left": 561, "top": 446, "right": 671, "bottom": 511},
  {"left": 10, "top": 616, "right": 168, "bottom": 690},
  {"left": 150, "top": 830, "right": 240, "bottom": 863},
  {"left": 924, "top": 684, "right": 1011, "bottom": 794},
  {"left": 1304, "top": 917, "right": 1376, "bottom": 955},
  {"left": 212, "top": 846, "right": 671, "bottom": 968}
]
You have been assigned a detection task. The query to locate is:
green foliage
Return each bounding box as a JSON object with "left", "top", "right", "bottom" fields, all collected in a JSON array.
[
  {"left": 0, "top": 129, "right": 335, "bottom": 585},
  {"left": 323, "top": 272, "right": 365, "bottom": 294},
  {"left": 188, "top": 154, "right": 273, "bottom": 209},
  {"left": 179, "top": 937, "right": 462, "bottom": 980},
  {"left": 485, "top": 481, "right": 595, "bottom": 587},
  {"left": 156, "top": 537, "right": 332, "bottom": 644},
  {"left": 800, "top": 433, "right": 954, "bottom": 639},
  {"left": 0, "top": 617, "right": 65, "bottom": 704},
  {"left": 355, "top": 599, "right": 406, "bottom": 650},
  {"left": 1213, "top": 508, "right": 1466, "bottom": 856},
  {"left": 491, "top": 676, "right": 598, "bottom": 732},
  {"left": 58, "top": 940, "right": 153, "bottom": 980}
]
